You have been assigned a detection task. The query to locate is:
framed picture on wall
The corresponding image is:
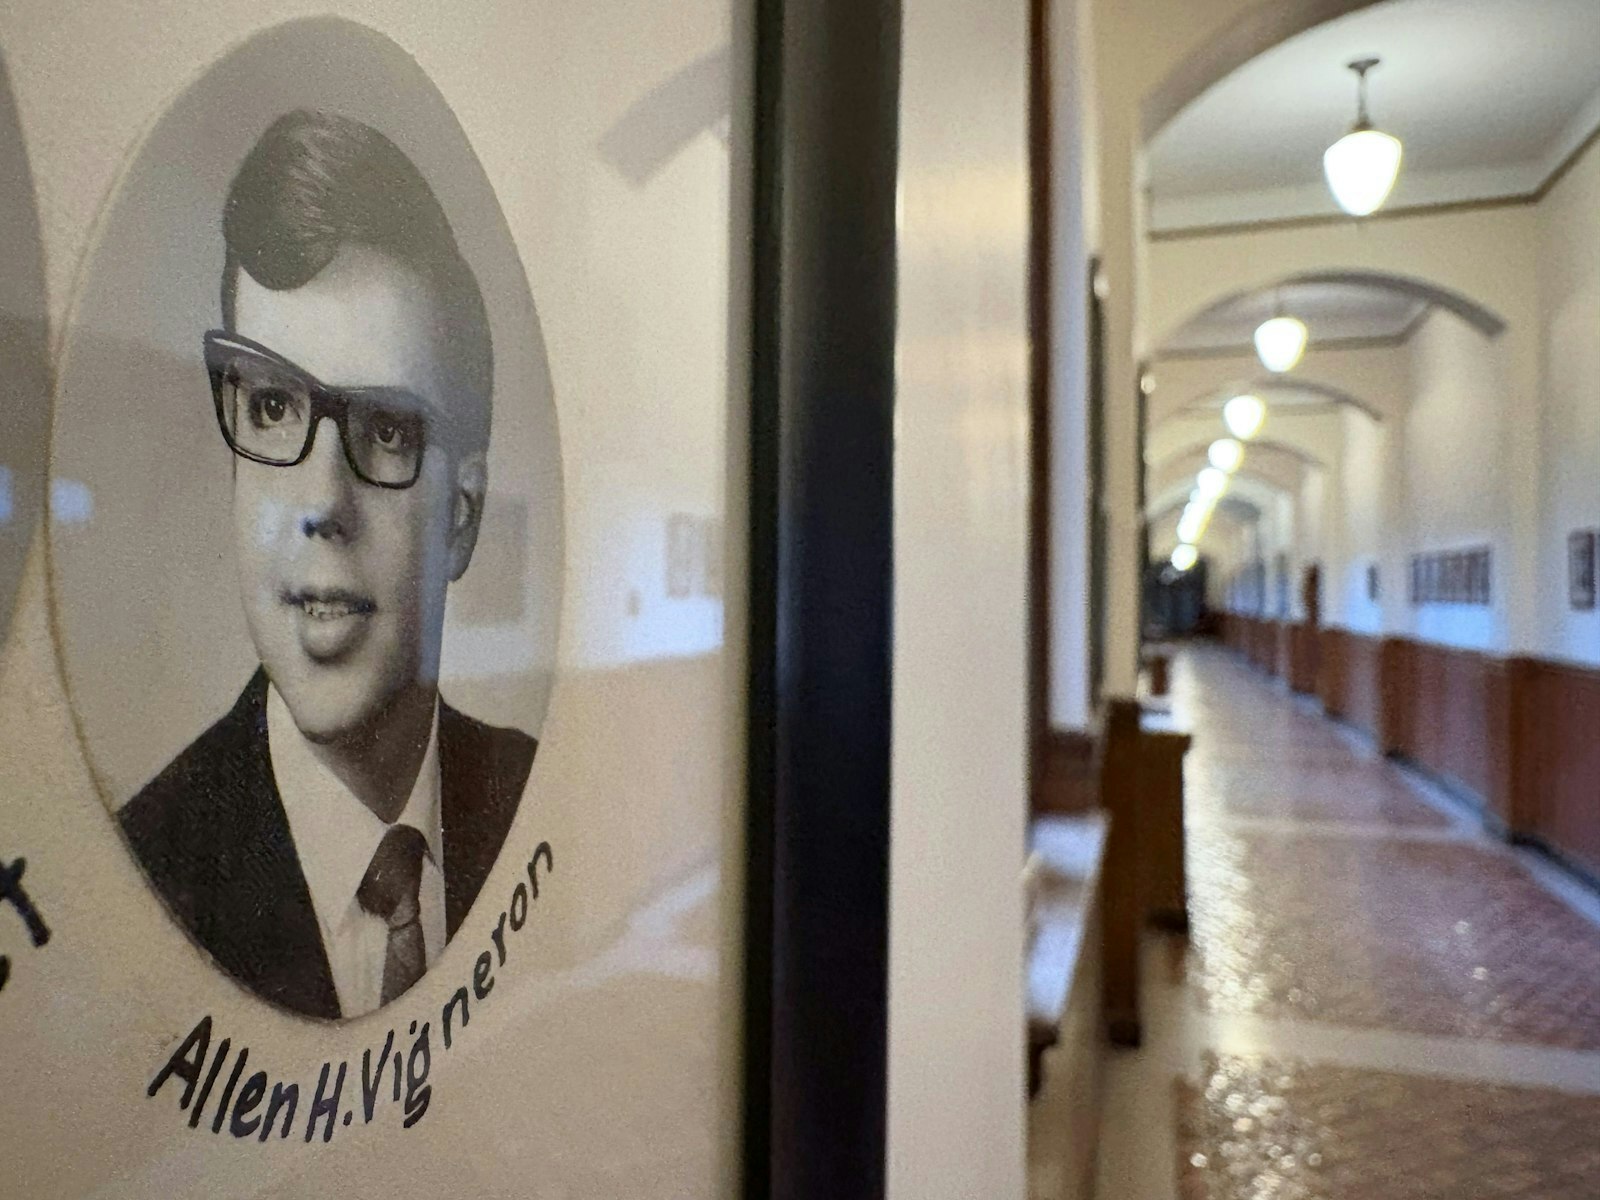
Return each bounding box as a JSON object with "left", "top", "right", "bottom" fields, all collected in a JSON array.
[
  {"left": 1570, "top": 531, "right": 1597, "bottom": 610},
  {"left": 1473, "top": 547, "right": 1492, "bottom": 605}
]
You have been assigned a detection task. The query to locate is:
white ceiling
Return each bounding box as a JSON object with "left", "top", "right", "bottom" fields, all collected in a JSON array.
[
  {"left": 1146, "top": 0, "right": 1600, "bottom": 232},
  {"left": 1161, "top": 279, "right": 1425, "bottom": 354}
]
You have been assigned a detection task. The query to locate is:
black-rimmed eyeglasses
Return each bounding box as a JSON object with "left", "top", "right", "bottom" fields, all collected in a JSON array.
[{"left": 204, "top": 330, "right": 440, "bottom": 489}]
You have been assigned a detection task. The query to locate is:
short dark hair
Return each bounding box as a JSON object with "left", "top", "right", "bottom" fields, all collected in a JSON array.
[{"left": 221, "top": 109, "right": 493, "bottom": 452}]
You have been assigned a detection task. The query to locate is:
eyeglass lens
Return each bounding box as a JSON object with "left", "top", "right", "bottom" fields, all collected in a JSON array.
[{"left": 216, "top": 350, "right": 425, "bottom": 487}]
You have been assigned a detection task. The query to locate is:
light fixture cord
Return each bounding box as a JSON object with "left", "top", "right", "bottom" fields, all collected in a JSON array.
[{"left": 1349, "top": 57, "right": 1380, "bottom": 130}]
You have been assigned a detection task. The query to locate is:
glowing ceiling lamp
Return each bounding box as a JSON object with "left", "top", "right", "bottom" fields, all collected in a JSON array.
[
  {"left": 1254, "top": 313, "right": 1308, "bottom": 373},
  {"left": 1208, "top": 437, "right": 1245, "bottom": 474},
  {"left": 1171, "top": 544, "right": 1199, "bottom": 572},
  {"left": 1197, "top": 466, "right": 1229, "bottom": 500},
  {"left": 1323, "top": 58, "right": 1403, "bottom": 217},
  {"left": 1224, "top": 393, "right": 1267, "bottom": 440}
]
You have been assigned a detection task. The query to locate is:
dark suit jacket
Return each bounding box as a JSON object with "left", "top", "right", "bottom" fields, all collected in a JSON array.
[{"left": 119, "top": 669, "right": 536, "bottom": 1019}]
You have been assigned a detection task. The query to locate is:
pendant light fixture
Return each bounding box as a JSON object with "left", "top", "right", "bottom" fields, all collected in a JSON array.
[
  {"left": 1208, "top": 437, "right": 1245, "bottom": 474},
  {"left": 1224, "top": 393, "right": 1267, "bottom": 440},
  {"left": 1255, "top": 288, "right": 1308, "bottom": 374},
  {"left": 1196, "top": 466, "right": 1229, "bottom": 500},
  {"left": 1323, "top": 57, "right": 1404, "bottom": 217},
  {"left": 1171, "top": 544, "right": 1199, "bottom": 573}
]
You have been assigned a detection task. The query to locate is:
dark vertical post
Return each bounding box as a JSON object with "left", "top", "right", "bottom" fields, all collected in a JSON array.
[
  {"left": 1087, "top": 259, "right": 1108, "bottom": 707},
  {"left": 1027, "top": 0, "right": 1054, "bottom": 808},
  {"left": 745, "top": 0, "right": 900, "bottom": 1198},
  {"left": 1136, "top": 359, "right": 1151, "bottom": 653}
]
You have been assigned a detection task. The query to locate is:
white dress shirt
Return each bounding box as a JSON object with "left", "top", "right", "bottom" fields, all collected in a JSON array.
[{"left": 267, "top": 684, "right": 447, "bottom": 1018}]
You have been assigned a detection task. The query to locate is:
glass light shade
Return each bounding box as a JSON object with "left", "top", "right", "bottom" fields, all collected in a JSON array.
[
  {"left": 1323, "top": 126, "right": 1403, "bottom": 217},
  {"left": 1197, "top": 466, "right": 1228, "bottom": 499},
  {"left": 1208, "top": 437, "right": 1245, "bottom": 473},
  {"left": 1224, "top": 393, "right": 1267, "bottom": 440},
  {"left": 1254, "top": 316, "right": 1308, "bottom": 374},
  {"left": 1171, "top": 544, "right": 1199, "bottom": 572},
  {"left": 1177, "top": 513, "right": 1203, "bottom": 544}
]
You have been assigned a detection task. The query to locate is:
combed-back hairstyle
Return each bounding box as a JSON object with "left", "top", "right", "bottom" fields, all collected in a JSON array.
[{"left": 220, "top": 109, "right": 493, "bottom": 453}]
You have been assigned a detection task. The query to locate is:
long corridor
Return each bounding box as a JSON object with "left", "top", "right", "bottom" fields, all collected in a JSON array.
[{"left": 1094, "top": 645, "right": 1600, "bottom": 1199}]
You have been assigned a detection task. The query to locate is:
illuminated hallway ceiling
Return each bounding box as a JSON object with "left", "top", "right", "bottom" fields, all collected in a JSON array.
[{"left": 1145, "top": 0, "right": 1600, "bottom": 234}]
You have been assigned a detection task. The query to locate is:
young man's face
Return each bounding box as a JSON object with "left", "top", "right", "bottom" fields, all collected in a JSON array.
[{"left": 229, "top": 244, "right": 483, "bottom": 744}]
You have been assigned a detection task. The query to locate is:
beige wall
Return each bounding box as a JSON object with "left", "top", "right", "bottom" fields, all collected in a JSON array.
[
  {"left": 1399, "top": 311, "right": 1512, "bottom": 651},
  {"left": 1048, "top": 0, "right": 1097, "bottom": 730},
  {"left": 890, "top": 0, "right": 1031, "bottom": 1192},
  {"left": 1329, "top": 406, "right": 1387, "bottom": 634},
  {"left": 1536, "top": 119, "right": 1600, "bottom": 666}
]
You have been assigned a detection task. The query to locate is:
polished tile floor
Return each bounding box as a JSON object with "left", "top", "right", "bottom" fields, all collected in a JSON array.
[{"left": 1090, "top": 646, "right": 1600, "bottom": 1200}]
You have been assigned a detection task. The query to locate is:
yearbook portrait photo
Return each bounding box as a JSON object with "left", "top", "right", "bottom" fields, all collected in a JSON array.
[{"left": 48, "top": 20, "right": 564, "bottom": 1021}]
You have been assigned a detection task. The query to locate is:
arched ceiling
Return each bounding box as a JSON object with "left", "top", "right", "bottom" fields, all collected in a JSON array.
[
  {"left": 1151, "top": 504, "right": 1257, "bottom": 562},
  {"left": 1146, "top": 0, "right": 1600, "bottom": 234},
  {"left": 1148, "top": 435, "right": 1321, "bottom": 477},
  {"left": 1162, "top": 279, "right": 1425, "bottom": 356},
  {"left": 1146, "top": 471, "right": 1284, "bottom": 528},
  {"left": 1157, "top": 271, "right": 1505, "bottom": 361},
  {"left": 1161, "top": 377, "right": 1379, "bottom": 424},
  {"left": 1147, "top": 341, "right": 1408, "bottom": 427},
  {"left": 1150, "top": 448, "right": 1307, "bottom": 504}
]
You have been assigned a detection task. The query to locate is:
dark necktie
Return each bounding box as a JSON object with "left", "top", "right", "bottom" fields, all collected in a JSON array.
[{"left": 357, "top": 824, "right": 429, "bottom": 1007}]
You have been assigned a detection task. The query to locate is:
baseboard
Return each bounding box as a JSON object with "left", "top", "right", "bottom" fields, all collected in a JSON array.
[{"left": 1513, "top": 831, "right": 1600, "bottom": 898}]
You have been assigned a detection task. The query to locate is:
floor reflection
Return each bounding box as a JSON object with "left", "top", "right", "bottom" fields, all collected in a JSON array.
[{"left": 1087, "top": 644, "right": 1600, "bottom": 1200}]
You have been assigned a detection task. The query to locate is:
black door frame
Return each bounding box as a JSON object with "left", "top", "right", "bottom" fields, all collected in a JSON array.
[{"left": 743, "top": 1, "right": 901, "bottom": 1198}]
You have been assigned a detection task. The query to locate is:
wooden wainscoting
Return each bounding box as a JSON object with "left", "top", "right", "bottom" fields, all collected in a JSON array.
[
  {"left": 1249, "top": 619, "right": 1276, "bottom": 675},
  {"left": 1516, "top": 657, "right": 1600, "bottom": 878},
  {"left": 1035, "top": 728, "right": 1099, "bottom": 816},
  {"left": 1272, "top": 621, "right": 1293, "bottom": 682},
  {"left": 1287, "top": 622, "right": 1319, "bottom": 695},
  {"left": 1317, "top": 627, "right": 1387, "bottom": 745},
  {"left": 1317, "top": 626, "right": 1348, "bottom": 716},
  {"left": 1388, "top": 639, "right": 1514, "bottom": 826},
  {"left": 1234, "top": 624, "right": 1600, "bottom": 880}
]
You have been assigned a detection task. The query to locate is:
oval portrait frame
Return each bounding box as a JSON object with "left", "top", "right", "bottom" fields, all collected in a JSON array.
[{"left": 46, "top": 16, "right": 563, "bottom": 1021}]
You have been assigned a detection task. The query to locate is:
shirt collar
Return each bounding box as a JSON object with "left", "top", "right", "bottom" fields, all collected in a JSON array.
[{"left": 267, "top": 683, "right": 443, "bottom": 938}]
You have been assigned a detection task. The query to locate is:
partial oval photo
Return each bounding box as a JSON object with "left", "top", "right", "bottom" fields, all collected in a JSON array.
[
  {"left": 48, "top": 18, "right": 563, "bottom": 1021},
  {"left": 0, "top": 54, "right": 50, "bottom": 647}
]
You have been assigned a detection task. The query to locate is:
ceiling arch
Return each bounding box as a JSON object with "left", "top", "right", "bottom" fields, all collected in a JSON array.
[
  {"left": 1151, "top": 451, "right": 1306, "bottom": 505},
  {"left": 1158, "top": 377, "right": 1383, "bottom": 425},
  {"left": 1149, "top": 339, "right": 1411, "bottom": 427},
  {"left": 1150, "top": 497, "right": 1261, "bottom": 558},
  {"left": 1144, "top": 0, "right": 1600, "bottom": 231},
  {"left": 1166, "top": 271, "right": 1508, "bottom": 348},
  {"left": 1149, "top": 434, "right": 1324, "bottom": 473},
  {"left": 1146, "top": 468, "right": 1289, "bottom": 525},
  {"left": 1148, "top": 489, "right": 1265, "bottom": 527},
  {"left": 1141, "top": 0, "right": 1384, "bottom": 144}
]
